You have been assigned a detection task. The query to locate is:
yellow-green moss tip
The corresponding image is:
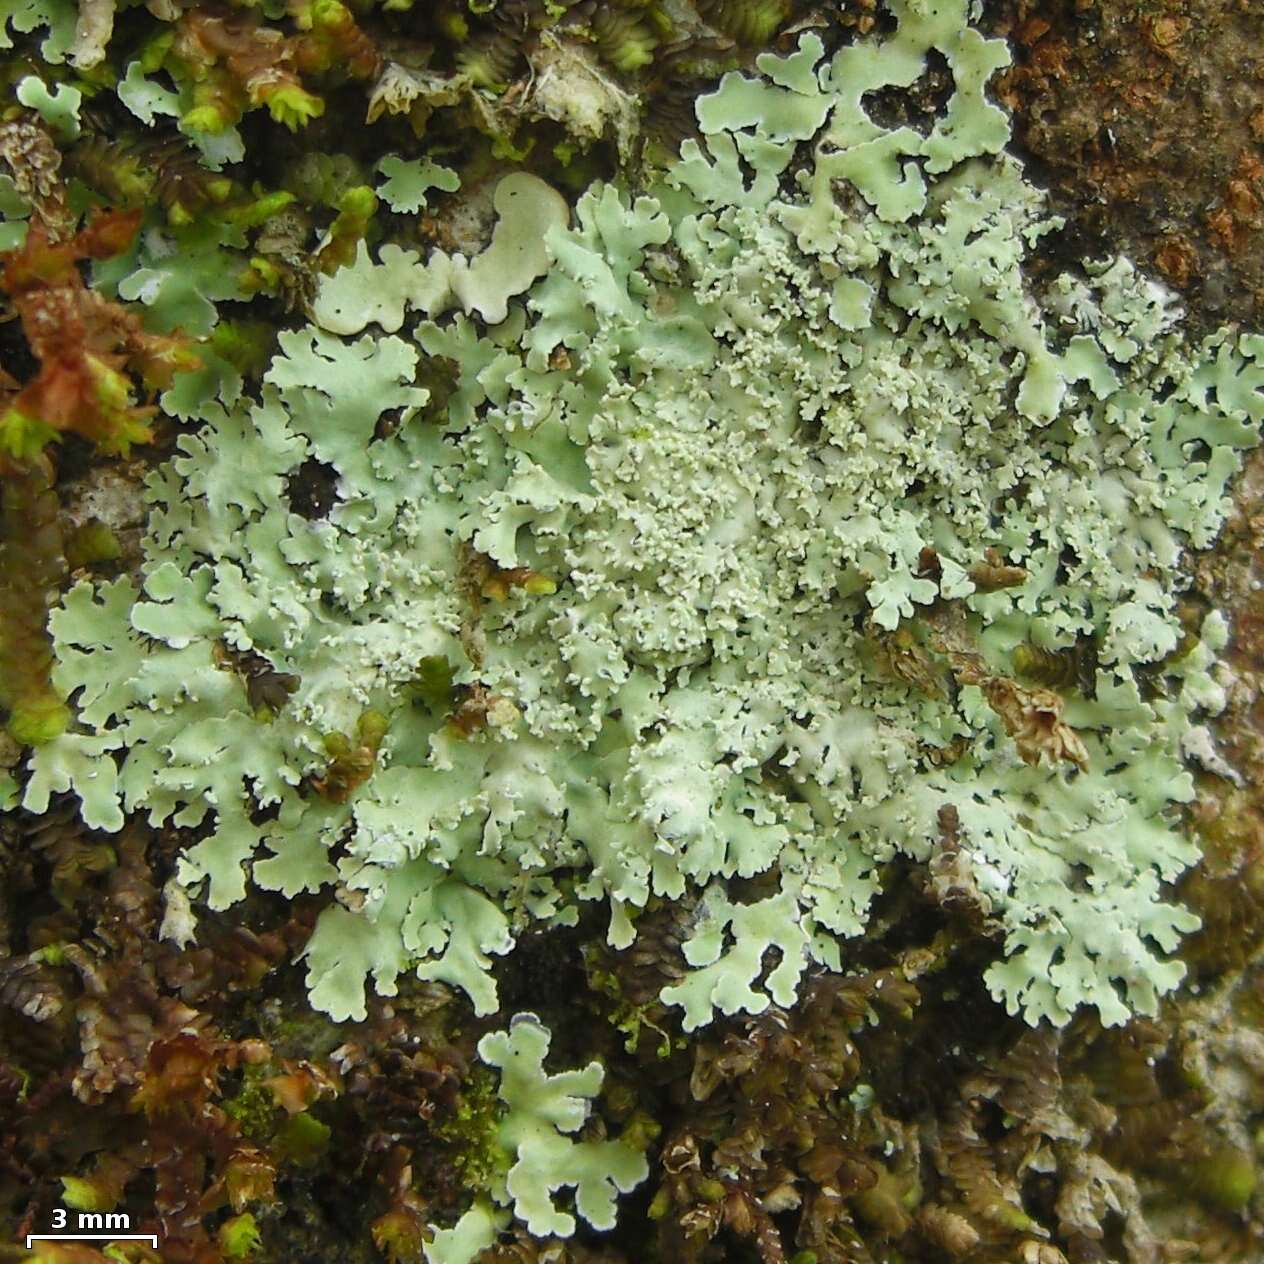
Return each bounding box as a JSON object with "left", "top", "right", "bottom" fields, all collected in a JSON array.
[
  {"left": 7, "top": 694, "right": 71, "bottom": 746},
  {"left": 65, "top": 521, "right": 122, "bottom": 569},
  {"left": 260, "top": 84, "right": 326, "bottom": 131},
  {"left": 0, "top": 409, "right": 59, "bottom": 462},
  {"left": 456, "top": 33, "right": 519, "bottom": 92},
  {"left": 700, "top": 0, "right": 790, "bottom": 45},
  {"left": 591, "top": 8, "right": 659, "bottom": 73},
  {"left": 218, "top": 1213, "right": 263, "bottom": 1260},
  {"left": 60, "top": 1175, "right": 116, "bottom": 1213},
  {"left": 1192, "top": 1146, "right": 1256, "bottom": 1213}
]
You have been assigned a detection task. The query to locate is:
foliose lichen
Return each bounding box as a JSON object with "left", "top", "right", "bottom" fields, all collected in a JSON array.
[{"left": 22, "top": 0, "right": 1264, "bottom": 1067}]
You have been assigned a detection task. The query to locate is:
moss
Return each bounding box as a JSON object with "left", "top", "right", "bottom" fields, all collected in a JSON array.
[
  {"left": 223, "top": 1066, "right": 282, "bottom": 1142},
  {"left": 434, "top": 1067, "right": 507, "bottom": 1192},
  {"left": 1191, "top": 1145, "right": 1257, "bottom": 1214},
  {"left": 219, "top": 1212, "right": 264, "bottom": 1259},
  {"left": 275, "top": 1111, "right": 332, "bottom": 1165},
  {"left": 698, "top": 0, "right": 791, "bottom": 45},
  {"left": 582, "top": 946, "right": 678, "bottom": 1058}
]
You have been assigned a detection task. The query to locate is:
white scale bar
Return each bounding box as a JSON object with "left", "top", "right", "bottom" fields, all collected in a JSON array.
[{"left": 27, "top": 1235, "right": 160, "bottom": 1245}]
